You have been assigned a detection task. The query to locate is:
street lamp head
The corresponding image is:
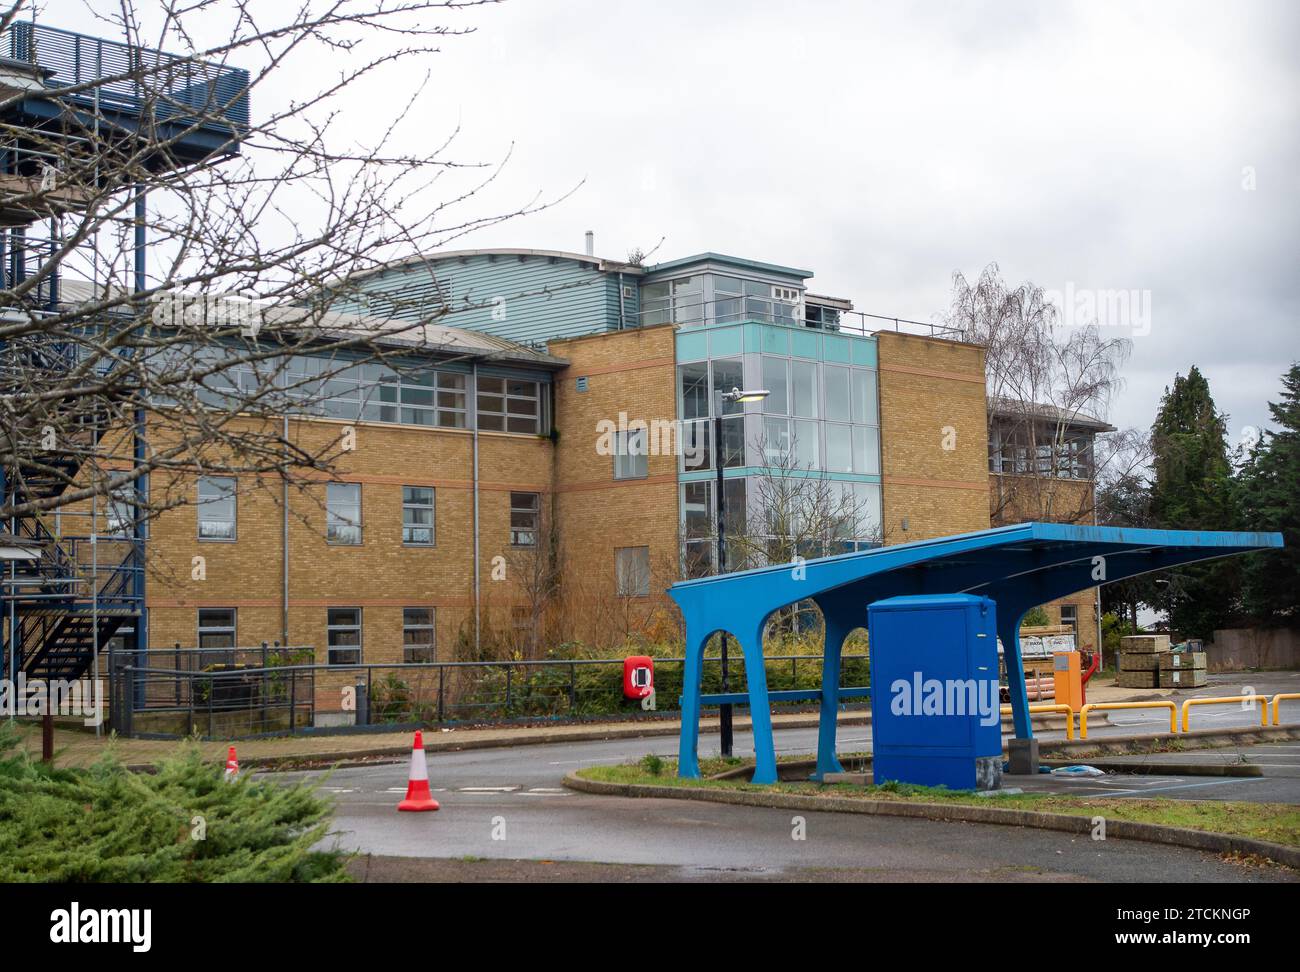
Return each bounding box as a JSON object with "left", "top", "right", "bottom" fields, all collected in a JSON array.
[{"left": 721, "top": 386, "right": 770, "bottom": 404}]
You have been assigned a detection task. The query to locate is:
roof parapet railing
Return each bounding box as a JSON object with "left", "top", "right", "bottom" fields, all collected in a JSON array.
[{"left": 633, "top": 293, "right": 967, "bottom": 342}]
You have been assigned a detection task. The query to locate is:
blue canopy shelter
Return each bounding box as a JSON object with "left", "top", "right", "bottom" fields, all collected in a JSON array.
[{"left": 667, "top": 522, "right": 1283, "bottom": 784}]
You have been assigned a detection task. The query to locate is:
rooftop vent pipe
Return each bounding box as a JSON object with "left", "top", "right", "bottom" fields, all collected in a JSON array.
[{"left": 584, "top": 230, "right": 594, "bottom": 256}]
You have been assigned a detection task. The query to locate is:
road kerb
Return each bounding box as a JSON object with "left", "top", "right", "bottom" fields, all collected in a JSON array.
[{"left": 562, "top": 772, "right": 1300, "bottom": 869}]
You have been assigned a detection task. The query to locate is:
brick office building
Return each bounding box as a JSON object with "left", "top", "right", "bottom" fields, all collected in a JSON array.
[{"left": 140, "top": 245, "right": 1022, "bottom": 665}]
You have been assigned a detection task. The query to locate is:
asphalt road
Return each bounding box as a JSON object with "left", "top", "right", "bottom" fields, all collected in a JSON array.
[{"left": 283, "top": 723, "right": 1299, "bottom": 883}]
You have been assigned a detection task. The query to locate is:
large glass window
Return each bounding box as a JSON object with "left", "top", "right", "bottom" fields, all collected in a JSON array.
[
  {"left": 791, "top": 359, "right": 818, "bottom": 417},
  {"left": 642, "top": 276, "right": 703, "bottom": 326},
  {"left": 762, "top": 357, "right": 788, "bottom": 415},
  {"left": 853, "top": 426, "right": 881, "bottom": 475},
  {"left": 792, "top": 419, "right": 818, "bottom": 469},
  {"left": 327, "top": 608, "right": 362, "bottom": 665},
  {"left": 510, "top": 492, "right": 540, "bottom": 547},
  {"left": 327, "top": 483, "right": 362, "bottom": 545},
  {"left": 763, "top": 417, "right": 791, "bottom": 464},
  {"left": 477, "top": 376, "right": 542, "bottom": 434},
  {"left": 711, "top": 358, "right": 744, "bottom": 414},
  {"left": 678, "top": 361, "right": 710, "bottom": 420},
  {"left": 851, "top": 369, "right": 878, "bottom": 425},
  {"left": 197, "top": 476, "right": 236, "bottom": 540},
  {"left": 403, "top": 607, "right": 436, "bottom": 662},
  {"left": 825, "top": 424, "right": 853, "bottom": 474},
  {"left": 402, "top": 486, "right": 435, "bottom": 545},
  {"left": 824, "top": 365, "right": 850, "bottom": 422},
  {"left": 197, "top": 608, "right": 236, "bottom": 649}
]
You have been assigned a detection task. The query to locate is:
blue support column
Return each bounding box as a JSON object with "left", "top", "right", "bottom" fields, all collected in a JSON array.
[
  {"left": 676, "top": 626, "right": 708, "bottom": 780},
  {"left": 996, "top": 604, "right": 1034, "bottom": 740},
  {"left": 739, "top": 619, "right": 778, "bottom": 785},
  {"left": 812, "top": 609, "right": 850, "bottom": 780}
]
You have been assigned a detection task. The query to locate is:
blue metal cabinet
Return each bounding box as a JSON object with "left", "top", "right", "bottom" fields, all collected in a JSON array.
[{"left": 868, "top": 594, "right": 1002, "bottom": 791}]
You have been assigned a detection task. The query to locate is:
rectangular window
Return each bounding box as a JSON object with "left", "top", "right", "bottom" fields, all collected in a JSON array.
[
  {"left": 197, "top": 608, "right": 236, "bottom": 650},
  {"left": 197, "top": 475, "right": 237, "bottom": 541},
  {"left": 678, "top": 361, "right": 710, "bottom": 420},
  {"left": 791, "top": 359, "right": 818, "bottom": 418},
  {"left": 712, "top": 359, "right": 745, "bottom": 415},
  {"left": 1060, "top": 604, "right": 1079, "bottom": 634},
  {"left": 851, "top": 369, "right": 878, "bottom": 425},
  {"left": 105, "top": 485, "right": 134, "bottom": 539},
  {"left": 825, "top": 424, "right": 853, "bottom": 473},
  {"left": 327, "top": 608, "right": 362, "bottom": 665},
  {"left": 402, "top": 607, "right": 436, "bottom": 662},
  {"left": 614, "top": 428, "right": 648, "bottom": 480},
  {"left": 762, "top": 356, "right": 788, "bottom": 414},
  {"left": 510, "top": 492, "right": 540, "bottom": 547},
  {"left": 824, "top": 365, "right": 850, "bottom": 422},
  {"left": 615, "top": 546, "right": 651, "bottom": 597},
  {"left": 853, "top": 426, "right": 881, "bottom": 475},
  {"left": 680, "top": 419, "right": 712, "bottom": 473},
  {"left": 327, "top": 483, "right": 362, "bottom": 545},
  {"left": 402, "top": 486, "right": 435, "bottom": 545},
  {"left": 781, "top": 419, "right": 815, "bottom": 469},
  {"left": 477, "top": 376, "right": 543, "bottom": 434}
]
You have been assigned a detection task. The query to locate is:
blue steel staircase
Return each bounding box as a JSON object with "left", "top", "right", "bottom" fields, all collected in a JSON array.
[
  {"left": 2, "top": 19, "right": 247, "bottom": 693},
  {"left": 2, "top": 346, "right": 142, "bottom": 683}
]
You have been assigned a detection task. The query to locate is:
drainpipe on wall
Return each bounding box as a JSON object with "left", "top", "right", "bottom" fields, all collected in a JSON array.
[
  {"left": 472, "top": 361, "right": 481, "bottom": 654},
  {"left": 617, "top": 271, "right": 626, "bottom": 330}
]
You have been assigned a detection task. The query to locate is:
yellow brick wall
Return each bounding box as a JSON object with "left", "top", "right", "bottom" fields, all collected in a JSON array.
[
  {"left": 876, "top": 332, "right": 990, "bottom": 542},
  {"left": 145, "top": 413, "right": 551, "bottom": 664},
  {"left": 547, "top": 325, "right": 682, "bottom": 644}
]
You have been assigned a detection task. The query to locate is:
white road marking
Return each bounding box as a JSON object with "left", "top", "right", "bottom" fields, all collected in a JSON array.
[
  {"left": 1111, "top": 777, "right": 1266, "bottom": 797},
  {"left": 548, "top": 756, "right": 630, "bottom": 766},
  {"left": 527, "top": 787, "right": 568, "bottom": 793},
  {"left": 459, "top": 786, "right": 521, "bottom": 792}
]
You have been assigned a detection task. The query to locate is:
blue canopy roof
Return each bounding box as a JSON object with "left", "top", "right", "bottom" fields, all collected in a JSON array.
[{"left": 668, "top": 522, "right": 1283, "bottom": 783}]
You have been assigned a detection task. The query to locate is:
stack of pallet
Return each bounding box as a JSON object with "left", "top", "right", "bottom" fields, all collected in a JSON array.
[
  {"left": 1117, "top": 634, "right": 1169, "bottom": 688},
  {"left": 1117, "top": 634, "right": 1209, "bottom": 688},
  {"left": 1158, "top": 649, "right": 1208, "bottom": 688}
]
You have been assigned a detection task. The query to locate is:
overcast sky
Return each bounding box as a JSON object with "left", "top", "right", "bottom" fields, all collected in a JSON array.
[{"left": 57, "top": 0, "right": 1300, "bottom": 441}]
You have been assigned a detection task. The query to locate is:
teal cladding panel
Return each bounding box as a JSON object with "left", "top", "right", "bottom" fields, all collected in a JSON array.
[
  {"left": 823, "top": 333, "right": 852, "bottom": 364},
  {"left": 709, "top": 326, "right": 743, "bottom": 358},
  {"left": 676, "top": 331, "right": 708, "bottom": 362},
  {"left": 851, "top": 338, "right": 878, "bottom": 367}
]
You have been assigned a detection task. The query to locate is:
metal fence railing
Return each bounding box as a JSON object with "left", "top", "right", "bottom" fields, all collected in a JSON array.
[{"left": 111, "top": 652, "right": 871, "bottom": 740}]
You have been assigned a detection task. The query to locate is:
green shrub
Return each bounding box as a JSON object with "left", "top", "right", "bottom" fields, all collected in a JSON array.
[{"left": 0, "top": 724, "right": 347, "bottom": 882}]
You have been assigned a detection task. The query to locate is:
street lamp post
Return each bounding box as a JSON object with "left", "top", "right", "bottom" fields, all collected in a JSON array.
[{"left": 713, "top": 385, "right": 768, "bottom": 758}]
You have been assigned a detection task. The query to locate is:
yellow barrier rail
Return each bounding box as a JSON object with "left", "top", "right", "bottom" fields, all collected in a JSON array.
[
  {"left": 1000, "top": 703, "right": 1075, "bottom": 740},
  {"left": 1271, "top": 693, "right": 1300, "bottom": 726},
  {"left": 1079, "top": 700, "right": 1177, "bottom": 739},
  {"left": 1180, "top": 695, "right": 1270, "bottom": 733}
]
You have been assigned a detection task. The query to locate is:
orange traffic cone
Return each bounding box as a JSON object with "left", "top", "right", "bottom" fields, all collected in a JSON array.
[
  {"left": 224, "top": 746, "right": 239, "bottom": 782},
  {"left": 397, "top": 731, "right": 439, "bottom": 812}
]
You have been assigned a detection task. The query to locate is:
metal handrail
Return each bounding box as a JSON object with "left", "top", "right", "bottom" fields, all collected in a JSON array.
[
  {"left": 1, "top": 20, "right": 250, "bottom": 130},
  {"left": 634, "top": 292, "right": 966, "bottom": 341},
  {"left": 1272, "top": 694, "right": 1300, "bottom": 726},
  {"left": 1079, "top": 700, "right": 1178, "bottom": 738}
]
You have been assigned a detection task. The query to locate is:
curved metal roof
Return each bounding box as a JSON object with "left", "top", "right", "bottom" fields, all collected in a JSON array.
[{"left": 670, "top": 522, "right": 1283, "bottom": 784}]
